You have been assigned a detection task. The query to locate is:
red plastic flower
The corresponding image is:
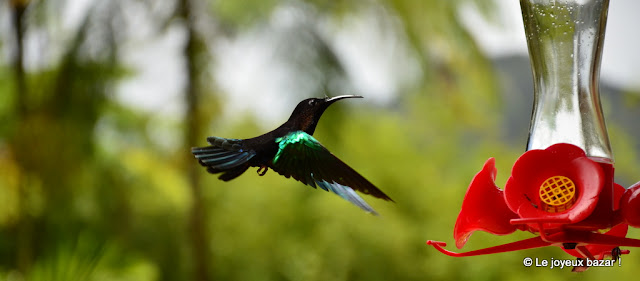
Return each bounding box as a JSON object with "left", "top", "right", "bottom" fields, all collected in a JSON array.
[
  {"left": 454, "top": 158, "right": 519, "bottom": 248},
  {"left": 429, "top": 143, "right": 640, "bottom": 261},
  {"left": 504, "top": 143, "right": 604, "bottom": 231},
  {"left": 454, "top": 143, "right": 606, "bottom": 248}
]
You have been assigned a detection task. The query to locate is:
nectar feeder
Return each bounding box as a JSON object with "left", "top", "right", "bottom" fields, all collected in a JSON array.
[{"left": 426, "top": 0, "right": 640, "bottom": 267}]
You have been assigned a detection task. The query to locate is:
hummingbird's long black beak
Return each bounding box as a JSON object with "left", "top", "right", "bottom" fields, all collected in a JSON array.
[{"left": 324, "top": 95, "right": 363, "bottom": 104}]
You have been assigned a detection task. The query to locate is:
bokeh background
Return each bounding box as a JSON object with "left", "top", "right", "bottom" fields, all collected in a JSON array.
[{"left": 1, "top": 0, "right": 640, "bottom": 280}]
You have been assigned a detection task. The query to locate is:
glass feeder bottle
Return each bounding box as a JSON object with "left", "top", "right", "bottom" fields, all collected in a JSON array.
[
  {"left": 522, "top": 0, "right": 612, "bottom": 161},
  {"left": 521, "top": 0, "right": 616, "bottom": 228}
]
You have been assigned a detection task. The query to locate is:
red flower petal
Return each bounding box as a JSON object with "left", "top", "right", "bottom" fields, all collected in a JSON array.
[
  {"left": 621, "top": 182, "right": 640, "bottom": 228},
  {"left": 454, "top": 158, "right": 518, "bottom": 248},
  {"left": 504, "top": 143, "right": 604, "bottom": 231}
]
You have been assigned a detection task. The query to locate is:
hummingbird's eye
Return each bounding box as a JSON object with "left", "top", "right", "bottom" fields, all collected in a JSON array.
[{"left": 308, "top": 100, "right": 315, "bottom": 106}]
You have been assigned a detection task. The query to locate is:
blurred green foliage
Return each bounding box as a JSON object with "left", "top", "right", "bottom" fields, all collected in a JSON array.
[{"left": 2, "top": 0, "right": 640, "bottom": 280}]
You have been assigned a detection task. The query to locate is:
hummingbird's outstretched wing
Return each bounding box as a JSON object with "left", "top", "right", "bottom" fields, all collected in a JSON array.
[
  {"left": 192, "top": 136, "right": 256, "bottom": 181},
  {"left": 272, "top": 131, "right": 393, "bottom": 215}
]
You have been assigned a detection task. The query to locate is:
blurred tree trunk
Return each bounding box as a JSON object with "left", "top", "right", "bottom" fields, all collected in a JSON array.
[
  {"left": 9, "top": 0, "right": 32, "bottom": 273},
  {"left": 10, "top": 0, "right": 27, "bottom": 116},
  {"left": 179, "top": 0, "right": 212, "bottom": 280}
]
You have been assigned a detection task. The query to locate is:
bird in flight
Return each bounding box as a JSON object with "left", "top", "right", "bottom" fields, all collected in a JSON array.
[{"left": 191, "top": 95, "right": 393, "bottom": 214}]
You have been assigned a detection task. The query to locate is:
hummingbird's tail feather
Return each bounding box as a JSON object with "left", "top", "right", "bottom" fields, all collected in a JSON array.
[
  {"left": 192, "top": 137, "right": 256, "bottom": 174},
  {"left": 193, "top": 148, "right": 254, "bottom": 170},
  {"left": 217, "top": 164, "right": 250, "bottom": 181}
]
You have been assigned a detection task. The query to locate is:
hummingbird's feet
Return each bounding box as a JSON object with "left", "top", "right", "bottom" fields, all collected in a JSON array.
[{"left": 257, "top": 165, "right": 269, "bottom": 176}]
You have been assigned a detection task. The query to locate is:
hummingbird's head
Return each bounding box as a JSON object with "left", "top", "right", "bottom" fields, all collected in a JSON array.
[{"left": 289, "top": 95, "right": 362, "bottom": 135}]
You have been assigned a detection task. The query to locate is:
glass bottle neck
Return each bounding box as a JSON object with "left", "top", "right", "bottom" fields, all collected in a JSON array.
[{"left": 521, "top": 0, "right": 612, "bottom": 161}]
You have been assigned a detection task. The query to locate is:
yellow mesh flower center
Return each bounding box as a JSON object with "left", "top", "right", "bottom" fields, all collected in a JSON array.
[{"left": 539, "top": 176, "right": 576, "bottom": 212}]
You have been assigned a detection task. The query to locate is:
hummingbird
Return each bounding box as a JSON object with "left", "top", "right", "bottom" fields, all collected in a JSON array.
[{"left": 191, "top": 95, "right": 393, "bottom": 215}]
